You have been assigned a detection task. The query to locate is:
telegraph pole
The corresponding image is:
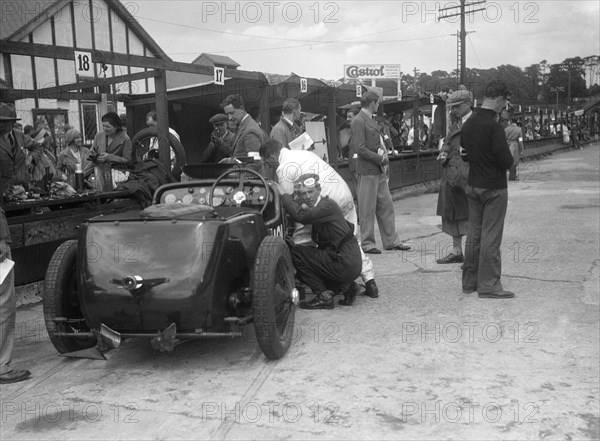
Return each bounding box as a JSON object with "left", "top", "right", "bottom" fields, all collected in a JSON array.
[{"left": 439, "top": 0, "right": 486, "bottom": 85}]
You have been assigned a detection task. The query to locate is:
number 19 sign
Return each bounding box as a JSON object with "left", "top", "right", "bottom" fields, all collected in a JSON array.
[{"left": 74, "top": 51, "right": 93, "bottom": 76}]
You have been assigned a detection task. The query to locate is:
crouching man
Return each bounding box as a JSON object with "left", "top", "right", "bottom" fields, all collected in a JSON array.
[{"left": 281, "top": 175, "right": 362, "bottom": 310}]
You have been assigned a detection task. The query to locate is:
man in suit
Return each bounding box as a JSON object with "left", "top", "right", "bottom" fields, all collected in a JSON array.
[
  {"left": 350, "top": 92, "right": 410, "bottom": 254},
  {"left": 461, "top": 80, "right": 515, "bottom": 299},
  {"left": 221, "top": 94, "right": 265, "bottom": 159},
  {"left": 0, "top": 103, "right": 31, "bottom": 197},
  {"left": 270, "top": 98, "right": 303, "bottom": 148},
  {"left": 436, "top": 89, "right": 473, "bottom": 264},
  {"left": 1, "top": 207, "right": 31, "bottom": 383}
]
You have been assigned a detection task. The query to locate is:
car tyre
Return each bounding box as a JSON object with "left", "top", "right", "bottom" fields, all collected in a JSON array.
[
  {"left": 131, "top": 127, "right": 186, "bottom": 179},
  {"left": 252, "top": 236, "right": 296, "bottom": 360},
  {"left": 43, "top": 240, "right": 96, "bottom": 354}
]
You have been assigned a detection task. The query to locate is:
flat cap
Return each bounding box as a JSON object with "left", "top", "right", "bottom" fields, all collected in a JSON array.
[
  {"left": 209, "top": 113, "right": 228, "bottom": 124},
  {"left": 446, "top": 89, "right": 473, "bottom": 107}
]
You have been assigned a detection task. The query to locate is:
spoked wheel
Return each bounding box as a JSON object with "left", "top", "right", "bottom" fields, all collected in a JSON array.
[
  {"left": 43, "top": 240, "right": 96, "bottom": 354},
  {"left": 252, "top": 236, "right": 297, "bottom": 359},
  {"left": 131, "top": 127, "right": 186, "bottom": 179}
]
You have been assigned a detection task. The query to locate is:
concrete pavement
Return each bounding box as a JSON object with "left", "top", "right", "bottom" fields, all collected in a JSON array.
[{"left": 1, "top": 144, "right": 599, "bottom": 440}]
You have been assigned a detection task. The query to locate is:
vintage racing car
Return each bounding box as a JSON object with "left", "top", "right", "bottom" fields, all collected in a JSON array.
[{"left": 43, "top": 166, "right": 298, "bottom": 360}]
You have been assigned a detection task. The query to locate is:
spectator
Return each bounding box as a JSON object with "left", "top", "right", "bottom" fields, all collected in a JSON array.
[
  {"left": 1, "top": 207, "right": 31, "bottom": 384},
  {"left": 460, "top": 79, "right": 515, "bottom": 299},
  {"left": 221, "top": 94, "right": 266, "bottom": 159},
  {"left": 57, "top": 129, "right": 93, "bottom": 184},
  {"left": 200, "top": 113, "right": 234, "bottom": 163},
  {"left": 350, "top": 91, "right": 411, "bottom": 254},
  {"left": 435, "top": 89, "right": 473, "bottom": 265},
  {"left": 270, "top": 98, "right": 304, "bottom": 148},
  {"left": 0, "top": 103, "right": 31, "bottom": 195},
  {"left": 91, "top": 112, "right": 132, "bottom": 166},
  {"left": 501, "top": 111, "right": 524, "bottom": 181}
]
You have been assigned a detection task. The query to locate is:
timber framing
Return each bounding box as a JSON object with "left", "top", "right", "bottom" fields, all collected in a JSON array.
[{"left": 0, "top": 40, "right": 266, "bottom": 81}]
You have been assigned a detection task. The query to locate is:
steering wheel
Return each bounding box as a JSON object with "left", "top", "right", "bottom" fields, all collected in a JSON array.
[{"left": 208, "top": 167, "right": 271, "bottom": 215}]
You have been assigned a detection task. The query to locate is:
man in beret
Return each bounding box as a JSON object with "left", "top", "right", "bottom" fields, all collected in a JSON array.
[
  {"left": 436, "top": 89, "right": 473, "bottom": 264},
  {"left": 1, "top": 207, "right": 31, "bottom": 383},
  {"left": 281, "top": 175, "right": 362, "bottom": 310},
  {"left": 0, "top": 103, "right": 31, "bottom": 196},
  {"left": 200, "top": 113, "right": 234, "bottom": 163}
]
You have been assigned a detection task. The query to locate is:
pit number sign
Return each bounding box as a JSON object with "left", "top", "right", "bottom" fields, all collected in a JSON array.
[
  {"left": 214, "top": 67, "right": 225, "bottom": 85},
  {"left": 300, "top": 78, "right": 308, "bottom": 93},
  {"left": 74, "top": 51, "right": 93, "bottom": 75}
]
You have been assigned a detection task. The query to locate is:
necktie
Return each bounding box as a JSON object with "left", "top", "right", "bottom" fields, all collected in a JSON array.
[{"left": 8, "top": 132, "right": 16, "bottom": 154}]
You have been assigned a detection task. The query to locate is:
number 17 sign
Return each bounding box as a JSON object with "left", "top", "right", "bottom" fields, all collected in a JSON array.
[{"left": 214, "top": 67, "right": 225, "bottom": 85}]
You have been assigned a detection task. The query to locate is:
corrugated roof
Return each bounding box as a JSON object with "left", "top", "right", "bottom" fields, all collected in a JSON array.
[{"left": 166, "top": 71, "right": 213, "bottom": 91}]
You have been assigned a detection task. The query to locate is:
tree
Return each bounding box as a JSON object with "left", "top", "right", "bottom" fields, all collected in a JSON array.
[{"left": 547, "top": 57, "right": 587, "bottom": 103}]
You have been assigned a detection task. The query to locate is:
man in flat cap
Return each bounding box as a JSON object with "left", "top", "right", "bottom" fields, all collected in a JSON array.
[
  {"left": 281, "top": 174, "right": 362, "bottom": 310},
  {"left": 435, "top": 89, "right": 473, "bottom": 265},
  {"left": 200, "top": 113, "right": 234, "bottom": 163},
  {"left": 460, "top": 80, "right": 515, "bottom": 299},
  {"left": 0, "top": 103, "right": 31, "bottom": 196}
]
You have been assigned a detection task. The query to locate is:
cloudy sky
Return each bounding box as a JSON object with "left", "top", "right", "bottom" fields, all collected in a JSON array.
[{"left": 132, "top": 0, "right": 599, "bottom": 81}]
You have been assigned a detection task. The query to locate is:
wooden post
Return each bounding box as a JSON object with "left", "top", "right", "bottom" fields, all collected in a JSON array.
[
  {"left": 260, "top": 84, "right": 270, "bottom": 135},
  {"left": 327, "top": 90, "right": 338, "bottom": 165},
  {"left": 154, "top": 70, "right": 170, "bottom": 168}
]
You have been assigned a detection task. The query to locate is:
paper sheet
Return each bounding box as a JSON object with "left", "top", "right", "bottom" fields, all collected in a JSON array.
[
  {"left": 0, "top": 259, "right": 14, "bottom": 285},
  {"left": 289, "top": 132, "right": 314, "bottom": 151}
]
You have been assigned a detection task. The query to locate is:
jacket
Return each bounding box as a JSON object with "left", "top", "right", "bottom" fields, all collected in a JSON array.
[
  {"left": 0, "top": 129, "right": 31, "bottom": 194},
  {"left": 460, "top": 108, "right": 514, "bottom": 190},
  {"left": 231, "top": 115, "right": 265, "bottom": 158},
  {"left": 270, "top": 117, "right": 302, "bottom": 148},
  {"left": 91, "top": 130, "right": 132, "bottom": 166},
  {"left": 349, "top": 110, "right": 385, "bottom": 175}
]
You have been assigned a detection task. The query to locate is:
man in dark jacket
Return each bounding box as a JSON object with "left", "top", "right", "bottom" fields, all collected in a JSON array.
[
  {"left": 0, "top": 103, "right": 31, "bottom": 196},
  {"left": 460, "top": 80, "right": 515, "bottom": 299},
  {"left": 222, "top": 94, "right": 266, "bottom": 159},
  {"left": 282, "top": 176, "right": 362, "bottom": 310}
]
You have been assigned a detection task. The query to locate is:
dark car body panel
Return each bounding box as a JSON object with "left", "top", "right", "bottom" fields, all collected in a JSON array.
[{"left": 78, "top": 208, "right": 266, "bottom": 333}]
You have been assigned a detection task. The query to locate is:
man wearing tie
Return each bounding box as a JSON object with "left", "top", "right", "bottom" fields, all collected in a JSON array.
[
  {"left": 221, "top": 94, "right": 266, "bottom": 159},
  {"left": 0, "top": 103, "right": 31, "bottom": 197},
  {"left": 350, "top": 92, "right": 411, "bottom": 255}
]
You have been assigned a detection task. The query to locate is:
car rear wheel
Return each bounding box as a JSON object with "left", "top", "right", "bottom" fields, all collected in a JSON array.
[
  {"left": 131, "top": 127, "right": 186, "bottom": 179},
  {"left": 43, "top": 240, "right": 96, "bottom": 354},
  {"left": 252, "top": 236, "right": 296, "bottom": 359}
]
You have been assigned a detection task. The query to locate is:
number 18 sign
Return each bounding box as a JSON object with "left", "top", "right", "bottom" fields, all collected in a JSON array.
[{"left": 74, "top": 51, "right": 93, "bottom": 75}]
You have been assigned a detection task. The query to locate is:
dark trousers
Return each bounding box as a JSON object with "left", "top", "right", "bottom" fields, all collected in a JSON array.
[
  {"left": 462, "top": 186, "right": 508, "bottom": 293},
  {"left": 291, "top": 242, "right": 361, "bottom": 295}
]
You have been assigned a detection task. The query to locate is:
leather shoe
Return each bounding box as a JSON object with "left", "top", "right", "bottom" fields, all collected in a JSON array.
[
  {"left": 300, "top": 292, "right": 334, "bottom": 309},
  {"left": 386, "top": 244, "right": 411, "bottom": 251},
  {"left": 478, "top": 289, "right": 515, "bottom": 299},
  {"left": 0, "top": 369, "right": 31, "bottom": 384},
  {"left": 437, "top": 253, "right": 464, "bottom": 264},
  {"left": 365, "top": 248, "right": 382, "bottom": 254},
  {"left": 364, "top": 279, "right": 379, "bottom": 298},
  {"left": 339, "top": 282, "right": 361, "bottom": 306},
  {"left": 462, "top": 287, "right": 476, "bottom": 294}
]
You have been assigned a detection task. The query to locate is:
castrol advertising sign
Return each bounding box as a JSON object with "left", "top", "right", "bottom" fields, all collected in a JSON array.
[{"left": 344, "top": 64, "right": 401, "bottom": 80}]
